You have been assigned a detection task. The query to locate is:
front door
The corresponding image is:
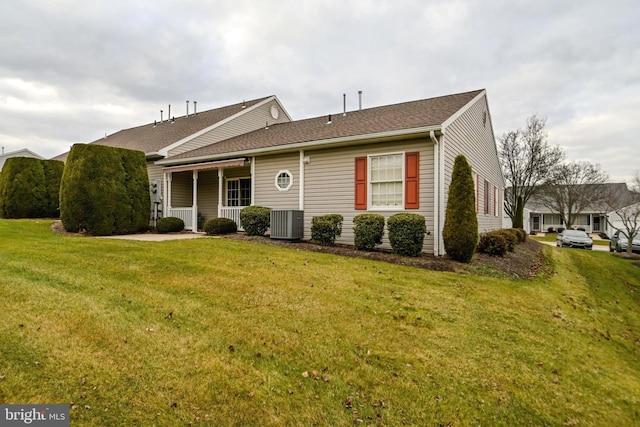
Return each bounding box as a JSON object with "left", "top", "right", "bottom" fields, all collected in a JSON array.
[
  {"left": 593, "top": 216, "right": 601, "bottom": 232},
  {"left": 532, "top": 215, "right": 540, "bottom": 231}
]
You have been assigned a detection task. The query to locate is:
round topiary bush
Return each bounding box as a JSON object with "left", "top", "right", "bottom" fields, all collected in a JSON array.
[
  {"left": 311, "top": 214, "right": 343, "bottom": 246},
  {"left": 240, "top": 206, "right": 271, "bottom": 236},
  {"left": 156, "top": 217, "right": 185, "bottom": 233},
  {"left": 353, "top": 214, "right": 385, "bottom": 251},
  {"left": 387, "top": 213, "right": 426, "bottom": 257},
  {"left": 477, "top": 232, "right": 508, "bottom": 256},
  {"left": 204, "top": 218, "right": 237, "bottom": 235}
]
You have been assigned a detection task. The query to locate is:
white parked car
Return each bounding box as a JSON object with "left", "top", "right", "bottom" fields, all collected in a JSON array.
[{"left": 556, "top": 229, "right": 593, "bottom": 250}]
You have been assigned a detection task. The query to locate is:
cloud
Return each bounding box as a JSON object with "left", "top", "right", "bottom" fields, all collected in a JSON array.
[{"left": 0, "top": 0, "right": 638, "bottom": 182}]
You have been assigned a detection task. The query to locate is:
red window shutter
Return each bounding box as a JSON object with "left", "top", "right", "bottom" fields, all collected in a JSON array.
[
  {"left": 354, "top": 157, "right": 367, "bottom": 210},
  {"left": 405, "top": 152, "right": 419, "bottom": 209}
]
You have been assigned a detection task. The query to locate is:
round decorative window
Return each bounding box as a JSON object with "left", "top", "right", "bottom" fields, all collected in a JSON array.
[{"left": 275, "top": 170, "right": 293, "bottom": 191}]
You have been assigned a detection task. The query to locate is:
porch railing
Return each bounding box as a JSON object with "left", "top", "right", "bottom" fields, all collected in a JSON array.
[
  {"left": 166, "top": 206, "right": 245, "bottom": 232},
  {"left": 220, "top": 206, "right": 245, "bottom": 231},
  {"left": 168, "top": 207, "right": 194, "bottom": 231}
]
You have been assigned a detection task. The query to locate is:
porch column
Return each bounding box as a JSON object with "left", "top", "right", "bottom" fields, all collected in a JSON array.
[
  {"left": 192, "top": 170, "right": 198, "bottom": 231},
  {"left": 218, "top": 168, "right": 224, "bottom": 218},
  {"left": 166, "top": 172, "right": 172, "bottom": 212}
]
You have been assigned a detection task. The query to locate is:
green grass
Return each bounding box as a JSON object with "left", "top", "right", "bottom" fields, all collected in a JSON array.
[{"left": 1, "top": 220, "right": 639, "bottom": 426}]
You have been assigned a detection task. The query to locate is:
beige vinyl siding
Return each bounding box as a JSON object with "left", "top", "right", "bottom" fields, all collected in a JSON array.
[
  {"left": 303, "top": 139, "right": 435, "bottom": 251},
  {"left": 443, "top": 94, "right": 504, "bottom": 232},
  {"left": 167, "top": 100, "right": 290, "bottom": 157},
  {"left": 253, "top": 153, "right": 300, "bottom": 209},
  {"left": 169, "top": 171, "right": 193, "bottom": 207},
  {"left": 196, "top": 170, "right": 219, "bottom": 222}
]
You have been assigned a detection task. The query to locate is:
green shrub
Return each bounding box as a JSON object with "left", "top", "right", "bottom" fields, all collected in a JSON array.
[
  {"left": 353, "top": 214, "right": 385, "bottom": 251},
  {"left": 497, "top": 229, "right": 517, "bottom": 252},
  {"left": 477, "top": 232, "right": 508, "bottom": 256},
  {"left": 510, "top": 228, "right": 527, "bottom": 243},
  {"left": 156, "top": 217, "right": 184, "bottom": 233},
  {"left": 204, "top": 218, "right": 237, "bottom": 235},
  {"left": 42, "top": 160, "right": 64, "bottom": 218},
  {"left": 387, "top": 213, "right": 426, "bottom": 257},
  {"left": 240, "top": 206, "right": 271, "bottom": 236},
  {"left": 60, "top": 144, "right": 150, "bottom": 236},
  {"left": 311, "top": 214, "right": 344, "bottom": 246},
  {"left": 0, "top": 157, "right": 46, "bottom": 218},
  {"left": 442, "top": 155, "right": 478, "bottom": 262}
]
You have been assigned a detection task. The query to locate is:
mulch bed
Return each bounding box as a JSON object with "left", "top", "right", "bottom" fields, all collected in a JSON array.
[{"left": 222, "top": 234, "right": 546, "bottom": 279}]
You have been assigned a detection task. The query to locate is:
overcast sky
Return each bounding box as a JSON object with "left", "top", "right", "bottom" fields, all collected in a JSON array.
[{"left": 1, "top": 0, "right": 638, "bottom": 182}]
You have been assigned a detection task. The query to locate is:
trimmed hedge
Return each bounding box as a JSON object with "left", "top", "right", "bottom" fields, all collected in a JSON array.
[
  {"left": 443, "top": 155, "right": 478, "bottom": 263},
  {"left": 387, "top": 213, "right": 426, "bottom": 257},
  {"left": 240, "top": 206, "right": 271, "bottom": 236},
  {"left": 510, "top": 228, "right": 527, "bottom": 243},
  {"left": 353, "top": 213, "right": 385, "bottom": 251},
  {"left": 60, "top": 144, "right": 150, "bottom": 236},
  {"left": 311, "top": 214, "right": 343, "bottom": 246},
  {"left": 0, "top": 157, "right": 63, "bottom": 219},
  {"left": 204, "top": 218, "right": 237, "bottom": 235},
  {"left": 497, "top": 229, "right": 518, "bottom": 252},
  {"left": 477, "top": 231, "right": 508, "bottom": 256},
  {"left": 156, "top": 217, "right": 185, "bottom": 233}
]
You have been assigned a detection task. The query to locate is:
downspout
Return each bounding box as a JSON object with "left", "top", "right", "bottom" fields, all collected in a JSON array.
[
  {"left": 438, "top": 130, "right": 446, "bottom": 255},
  {"left": 299, "top": 150, "right": 305, "bottom": 211},
  {"left": 430, "top": 130, "right": 440, "bottom": 256}
]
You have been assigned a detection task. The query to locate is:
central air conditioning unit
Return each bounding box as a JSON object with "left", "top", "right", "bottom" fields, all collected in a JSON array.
[{"left": 270, "top": 210, "right": 304, "bottom": 240}]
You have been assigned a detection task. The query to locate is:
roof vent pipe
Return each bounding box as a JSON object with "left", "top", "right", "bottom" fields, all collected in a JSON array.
[
  {"left": 168, "top": 104, "right": 171, "bottom": 121},
  {"left": 343, "top": 93, "right": 346, "bottom": 116},
  {"left": 186, "top": 100, "right": 189, "bottom": 117},
  {"left": 160, "top": 110, "right": 163, "bottom": 122},
  {"left": 194, "top": 101, "right": 197, "bottom": 115},
  {"left": 358, "top": 90, "right": 362, "bottom": 110},
  {"left": 327, "top": 114, "right": 332, "bottom": 124}
]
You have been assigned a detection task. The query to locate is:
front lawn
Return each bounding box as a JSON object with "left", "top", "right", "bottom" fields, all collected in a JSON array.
[{"left": 1, "top": 220, "right": 639, "bottom": 426}]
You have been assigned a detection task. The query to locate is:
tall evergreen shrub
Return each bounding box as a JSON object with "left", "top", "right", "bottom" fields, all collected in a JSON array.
[
  {"left": 0, "top": 157, "right": 59, "bottom": 218},
  {"left": 42, "top": 160, "right": 64, "bottom": 218},
  {"left": 60, "top": 144, "right": 150, "bottom": 235},
  {"left": 443, "top": 155, "right": 478, "bottom": 262}
]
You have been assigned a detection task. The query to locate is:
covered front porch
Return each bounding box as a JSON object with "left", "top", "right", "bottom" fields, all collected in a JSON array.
[
  {"left": 530, "top": 212, "right": 606, "bottom": 233},
  {"left": 162, "top": 158, "right": 252, "bottom": 231}
]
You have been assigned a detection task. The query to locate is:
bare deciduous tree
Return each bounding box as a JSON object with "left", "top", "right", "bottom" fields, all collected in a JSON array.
[
  {"left": 498, "top": 115, "right": 564, "bottom": 228},
  {"left": 537, "top": 161, "right": 608, "bottom": 229}
]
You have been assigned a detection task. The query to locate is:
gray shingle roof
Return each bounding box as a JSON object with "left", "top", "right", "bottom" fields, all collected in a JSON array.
[
  {"left": 164, "top": 89, "right": 483, "bottom": 162},
  {"left": 53, "top": 97, "right": 272, "bottom": 161}
]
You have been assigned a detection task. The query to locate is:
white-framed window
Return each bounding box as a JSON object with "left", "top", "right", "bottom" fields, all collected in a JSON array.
[
  {"left": 275, "top": 170, "right": 293, "bottom": 191},
  {"left": 226, "top": 177, "right": 251, "bottom": 206},
  {"left": 370, "top": 153, "right": 403, "bottom": 209}
]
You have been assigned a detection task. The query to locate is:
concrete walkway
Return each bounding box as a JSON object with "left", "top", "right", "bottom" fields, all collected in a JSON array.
[{"left": 97, "top": 232, "right": 208, "bottom": 241}]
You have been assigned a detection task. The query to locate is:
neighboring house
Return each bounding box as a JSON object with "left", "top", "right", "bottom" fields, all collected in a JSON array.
[
  {"left": 0, "top": 148, "right": 44, "bottom": 170},
  {"left": 521, "top": 182, "right": 635, "bottom": 234},
  {"left": 606, "top": 202, "right": 640, "bottom": 238},
  {"left": 62, "top": 89, "right": 504, "bottom": 255}
]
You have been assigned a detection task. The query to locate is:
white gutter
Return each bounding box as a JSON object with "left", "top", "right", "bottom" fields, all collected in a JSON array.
[{"left": 156, "top": 125, "right": 441, "bottom": 166}]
